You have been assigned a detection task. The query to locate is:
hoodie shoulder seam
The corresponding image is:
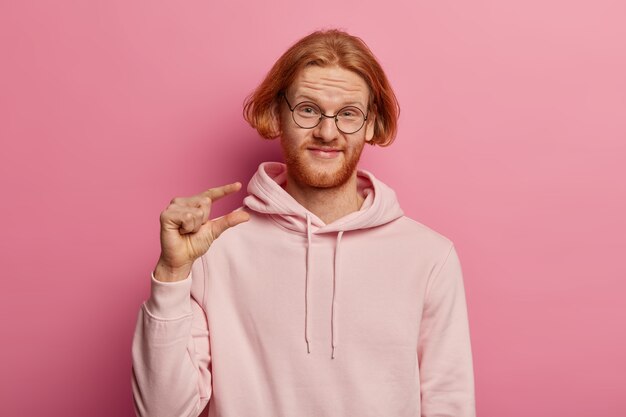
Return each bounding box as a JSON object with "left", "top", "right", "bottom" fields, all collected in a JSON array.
[{"left": 423, "top": 242, "right": 455, "bottom": 305}]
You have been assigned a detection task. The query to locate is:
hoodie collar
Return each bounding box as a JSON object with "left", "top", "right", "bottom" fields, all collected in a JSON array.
[{"left": 243, "top": 162, "right": 404, "bottom": 234}]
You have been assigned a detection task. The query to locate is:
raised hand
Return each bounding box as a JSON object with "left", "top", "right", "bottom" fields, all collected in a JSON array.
[{"left": 154, "top": 182, "right": 250, "bottom": 282}]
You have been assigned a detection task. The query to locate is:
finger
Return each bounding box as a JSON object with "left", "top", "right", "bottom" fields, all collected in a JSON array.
[
  {"left": 198, "top": 204, "right": 209, "bottom": 225},
  {"left": 179, "top": 210, "right": 199, "bottom": 234},
  {"left": 210, "top": 209, "right": 250, "bottom": 240},
  {"left": 168, "top": 195, "right": 197, "bottom": 208},
  {"left": 191, "top": 200, "right": 209, "bottom": 225},
  {"left": 164, "top": 207, "right": 204, "bottom": 234},
  {"left": 171, "top": 195, "right": 212, "bottom": 224},
  {"left": 170, "top": 182, "right": 243, "bottom": 215},
  {"left": 200, "top": 182, "right": 243, "bottom": 203}
]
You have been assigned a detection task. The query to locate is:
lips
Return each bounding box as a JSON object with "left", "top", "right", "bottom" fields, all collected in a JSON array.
[
  {"left": 307, "top": 147, "right": 342, "bottom": 152},
  {"left": 307, "top": 146, "right": 343, "bottom": 159}
]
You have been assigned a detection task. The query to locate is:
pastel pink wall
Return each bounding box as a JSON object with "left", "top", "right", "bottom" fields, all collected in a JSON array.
[{"left": 1, "top": 0, "right": 624, "bottom": 416}]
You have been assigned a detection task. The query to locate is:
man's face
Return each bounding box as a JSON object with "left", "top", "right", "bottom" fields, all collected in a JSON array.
[{"left": 278, "top": 65, "right": 375, "bottom": 189}]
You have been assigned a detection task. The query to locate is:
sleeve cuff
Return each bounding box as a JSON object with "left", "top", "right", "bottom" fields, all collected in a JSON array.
[{"left": 143, "top": 269, "right": 193, "bottom": 320}]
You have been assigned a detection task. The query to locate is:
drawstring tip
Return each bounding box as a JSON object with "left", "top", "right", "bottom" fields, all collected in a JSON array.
[
  {"left": 306, "top": 341, "right": 310, "bottom": 354},
  {"left": 331, "top": 346, "right": 335, "bottom": 359}
]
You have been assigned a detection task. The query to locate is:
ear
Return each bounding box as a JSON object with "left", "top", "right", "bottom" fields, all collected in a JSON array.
[
  {"left": 269, "top": 100, "right": 282, "bottom": 138},
  {"left": 364, "top": 113, "right": 376, "bottom": 142}
]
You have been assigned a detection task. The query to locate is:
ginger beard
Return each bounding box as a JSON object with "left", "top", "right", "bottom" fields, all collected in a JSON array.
[{"left": 280, "top": 136, "right": 366, "bottom": 189}]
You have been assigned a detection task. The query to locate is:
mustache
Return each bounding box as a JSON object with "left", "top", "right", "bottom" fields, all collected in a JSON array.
[{"left": 303, "top": 143, "right": 344, "bottom": 151}]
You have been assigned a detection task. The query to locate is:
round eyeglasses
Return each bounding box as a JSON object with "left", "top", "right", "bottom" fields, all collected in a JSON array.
[{"left": 282, "top": 95, "right": 369, "bottom": 134}]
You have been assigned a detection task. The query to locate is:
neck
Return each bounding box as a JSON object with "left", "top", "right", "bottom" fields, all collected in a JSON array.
[{"left": 284, "top": 171, "right": 365, "bottom": 225}]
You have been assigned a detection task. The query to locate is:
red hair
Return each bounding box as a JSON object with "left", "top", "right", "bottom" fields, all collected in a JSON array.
[{"left": 243, "top": 29, "right": 400, "bottom": 146}]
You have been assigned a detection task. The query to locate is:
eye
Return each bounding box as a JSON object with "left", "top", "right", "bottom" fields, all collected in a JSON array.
[
  {"left": 339, "top": 107, "right": 362, "bottom": 119},
  {"left": 295, "top": 102, "right": 321, "bottom": 118}
]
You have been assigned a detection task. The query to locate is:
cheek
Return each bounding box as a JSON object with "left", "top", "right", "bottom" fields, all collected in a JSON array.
[
  {"left": 279, "top": 113, "right": 296, "bottom": 136},
  {"left": 280, "top": 129, "right": 302, "bottom": 152},
  {"left": 281, "top": 123, "right": 309, "bottom": 146}
]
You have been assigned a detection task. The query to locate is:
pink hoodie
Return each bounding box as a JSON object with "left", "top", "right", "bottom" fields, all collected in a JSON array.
[{"left": 132, "top": 162, "right": 476, "bottom": 417}]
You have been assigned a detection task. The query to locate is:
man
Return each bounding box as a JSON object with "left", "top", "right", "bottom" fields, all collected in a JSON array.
[{"left": 132, "top": 29, "right": 476, "bottom": 417}]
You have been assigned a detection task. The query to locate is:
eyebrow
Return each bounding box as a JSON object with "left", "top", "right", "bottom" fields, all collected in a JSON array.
[{"left": 293, "top": 94, "right": 367, "bottom": 110}]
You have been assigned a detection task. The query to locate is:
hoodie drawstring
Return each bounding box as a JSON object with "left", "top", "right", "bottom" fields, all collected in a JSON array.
[
  {"left": 304, "top": 212, "right": 344, "bottom": 359},
  {"left": 332, "top": 230, "right": 343, "bottom": 359},
  {"left": 305, "top": 213, "right": 312, "bottom": 354}
]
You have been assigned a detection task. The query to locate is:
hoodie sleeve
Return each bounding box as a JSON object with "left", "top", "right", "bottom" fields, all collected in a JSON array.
[
  {"left": 131, "top": 256, "right": 212, "bottom": 417},
  {"left": 417, "top": 244, "right": 476, "bottom": 417}
]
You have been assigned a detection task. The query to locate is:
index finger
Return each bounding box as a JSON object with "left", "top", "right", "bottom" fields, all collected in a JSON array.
[{"left": 200, "top": 181, "right": 243, "bottom": 202}]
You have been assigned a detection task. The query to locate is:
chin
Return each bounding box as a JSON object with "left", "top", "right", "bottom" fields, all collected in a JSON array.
[
  {"left": 304, "top": 171, "right": 350, "bottom": 188},
  {"left": 288, "top": 157, "right": 356, "bottom": 189}
]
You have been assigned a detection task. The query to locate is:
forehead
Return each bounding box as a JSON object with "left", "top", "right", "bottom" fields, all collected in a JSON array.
[{"left": 288, "top": 65, "right": 369, "bottom": 105}]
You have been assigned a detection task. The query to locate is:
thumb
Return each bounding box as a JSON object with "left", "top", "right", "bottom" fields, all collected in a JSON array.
[{"left": 210, "top": 209, "right": 250, "bottom": 240}]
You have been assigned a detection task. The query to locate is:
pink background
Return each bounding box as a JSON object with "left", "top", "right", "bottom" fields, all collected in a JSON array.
[{"left": 1, "top": 0, "right": 625, "bottom": 416}]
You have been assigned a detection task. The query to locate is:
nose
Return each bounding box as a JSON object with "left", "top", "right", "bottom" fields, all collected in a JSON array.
[{"left": 313, "top": 115, "right": 340, "bottom": 142}]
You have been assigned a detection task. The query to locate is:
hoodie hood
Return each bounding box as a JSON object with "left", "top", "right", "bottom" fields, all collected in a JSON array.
[
  {"left": 244, "top": 162, "right": 404, "bottom": 233},
  {"left": 243, "top": 161, "right": 404, "bottom": 358}
]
